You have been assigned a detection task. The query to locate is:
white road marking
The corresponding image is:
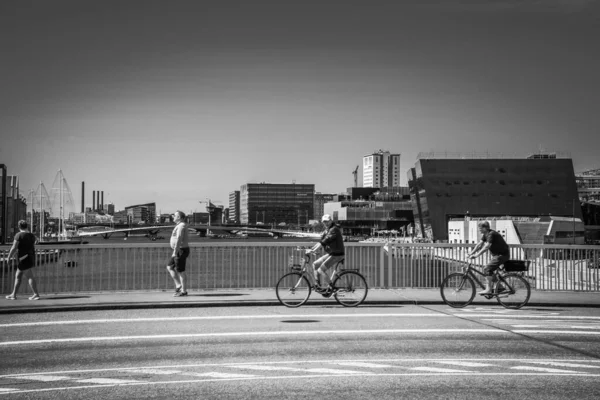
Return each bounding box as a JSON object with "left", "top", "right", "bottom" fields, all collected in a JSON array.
[
  {"left": 435, "top": 361, "right": 494, "bottom": 367},
  {"left": 12, "top": 375, "right": 72, "bottom": 382},
  {"left": 4, "top": 373, "right": 600, "bottom": 396},
  {"left": 126, "top": 369, "right": 182, "bottom": 375},
  {"left": 511, "top": 366, "right": 583, "bottom": 374},
  {"left": 412, "top": 367, "right": 472, "bottom": 373},
  {"left": 0, "top": 388, "right": 18, "bottom": 392},
  {"left": 512, "top": 330, "right": 600, "bottom": 335},
  {"left": 76, "top": 378, "right": 141, "bottom": 384},
  {"left": 0, "top": 314, "right": 450, "bottom": 328},
  {"left": 229, "top": 365, "right": 299, "bottom": 371},
  {"left": 335, "top": 362, "right": 394, "bottom": 368},
  {"left": 526, "top": 361, "right": 600, "bottom": 369},
  {"left": 2, "top": 359, "right": 599, "bottom": 380},
  {"left": 511, "top": 325, "right": 600, "bottom": 329},
  {"left": 304, "top": 368, "right": 367, "bottom": 375},
  {"left": 186, "top": 372, "right": 256, "bottom": 378},
  {"left": 0, "top": 329, "right": 506, "bottom": 346}
]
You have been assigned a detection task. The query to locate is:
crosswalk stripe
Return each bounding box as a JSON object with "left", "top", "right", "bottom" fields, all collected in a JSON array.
[
  {"left": 76, "top": 378, "right": 141, "bottom": 384},
  {"left": 12, "top": 375, "right": 72, "bottom": 382},
  {"left": 412, "top": 367, "right": 472, "bottom": 373},
  {"left": 335, "top": 362, "right": 393, "bottom": 368},
  {"left": 511, "top": 366, "right": 583, "bottom": 373},
  {"left": 435, "top": 361, "right": 494, "bottom": 367},
  {"left": 526, "top": 362, "right": 600, "bottom": 369}
]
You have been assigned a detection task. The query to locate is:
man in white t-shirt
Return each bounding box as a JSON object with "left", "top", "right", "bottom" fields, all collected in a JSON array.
[{"left": 167, "top": 210, "right": 190, "bottom": 297}]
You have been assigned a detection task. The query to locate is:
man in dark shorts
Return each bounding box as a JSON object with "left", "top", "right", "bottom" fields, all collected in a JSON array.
[
  {"left": 5, "top": 220, "right": 40, "bottom": 300},
  {"left": 468, "top": 221, "right": 510, "bottom": 295},
  {"left": 167, "top": 211, "right": 190, "bottom": 297}
]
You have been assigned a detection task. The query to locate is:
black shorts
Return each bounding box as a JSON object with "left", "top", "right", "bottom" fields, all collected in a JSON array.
[
  {"left": 17, "top": 256, "right": 35, "bottom": 271},
  {"left": 167, "top": 248, "right": 190, "bottom": 272},
  {"left": 483, "top": 254, "right": 510, "bottom": 276}
]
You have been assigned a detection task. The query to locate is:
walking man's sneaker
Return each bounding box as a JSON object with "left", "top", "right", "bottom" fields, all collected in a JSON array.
[
  {"left": 173, "top": 291, "right": 188, "bottom": 297},
  {"left": 175, "top": 286, "right": 182, "bottom": 293}
]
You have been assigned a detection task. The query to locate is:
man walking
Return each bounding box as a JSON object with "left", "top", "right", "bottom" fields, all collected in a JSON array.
[
  {"left": 167, "top": 210, "right": 190, "bottom": 297},
  {"left": 5, "top": 220, "right": 40, "bottom": 300}
]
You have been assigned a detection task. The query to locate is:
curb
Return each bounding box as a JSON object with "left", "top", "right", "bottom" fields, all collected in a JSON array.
[{"left": 2, "top": 300, "right": 598, "bottom": 314}]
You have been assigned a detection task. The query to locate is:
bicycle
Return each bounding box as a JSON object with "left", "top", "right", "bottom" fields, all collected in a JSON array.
[
  {"left": 275, "top": 247, "right": 368, "bottom": 308},
  {"left": 440, "top": 260, "right": 531, "bottom": 309}
]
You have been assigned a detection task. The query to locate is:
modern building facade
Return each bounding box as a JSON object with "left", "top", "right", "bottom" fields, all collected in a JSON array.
[
  {"left": 363, "top": 150, "right": 401, "bottom": 188},
  {"left": 408, "top": 153, "right": 583, "bottom": 241},
  {"left": 240, "top": 183, "right": 314, "bottom": 225},
  {"left": 314, "top": 193, "right": 336, "bottom": 221},
  {"left": 0, "top": 176, "right": 27, "bottom": 241},
  {"left": 323, "top": 186, "right": 413, "bottom": 236},
  {"left": 576, "top": 169, "right": 600, "bottom": 202},
  {"left": 124, "top": 202, "right": 156, "bottom": 224},
  {"left": 228, "top": 191, "right": 240, "bottom": 223}
]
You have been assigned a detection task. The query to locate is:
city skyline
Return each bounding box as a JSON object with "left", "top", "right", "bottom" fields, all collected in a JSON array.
[{"left": 1, "top": 0, "right": 599, "bottom": 213}]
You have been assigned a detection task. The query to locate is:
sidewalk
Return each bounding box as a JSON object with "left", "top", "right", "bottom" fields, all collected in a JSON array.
[{"left": 1, "top": 289, "right": 600, "bottom": 314}]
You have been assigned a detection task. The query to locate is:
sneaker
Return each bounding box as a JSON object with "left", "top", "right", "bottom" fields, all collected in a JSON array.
[
  {"left": 478, "top": 289, "right": 492, "bottom": 295},
  {"left": 175, "top": 286, "right": 182, "bottom": 293},
  {"left": 320, "top": 287, "right": 334, "bottom": 298},
  {"left": 5, "top": 295, "right": 16, "bottom": 300},
  {"left": 28, "top": 294, "right": 40, "bottom": 301},
  {"left": 174, "top": 291, "right": 188, "bottom": 297}
]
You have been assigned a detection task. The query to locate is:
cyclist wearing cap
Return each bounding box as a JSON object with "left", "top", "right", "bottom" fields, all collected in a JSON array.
[{"left": 307, "top": 214, "right": 345, "bottom": 296}]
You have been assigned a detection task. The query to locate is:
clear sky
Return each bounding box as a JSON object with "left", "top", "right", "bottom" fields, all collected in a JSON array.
[{"left": 1, "top": 0, "right": 599, "bottom": 216}]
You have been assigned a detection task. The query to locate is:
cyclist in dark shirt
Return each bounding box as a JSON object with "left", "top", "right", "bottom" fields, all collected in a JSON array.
[
  {"left": 468, "top": 221, "right": 510, "bottom": 295},
  {"left": 5, "top": 220, "right": 40, "bottom": 300},
  {"left": 307, "top": 214, "right": 345, "bottom": 297}
]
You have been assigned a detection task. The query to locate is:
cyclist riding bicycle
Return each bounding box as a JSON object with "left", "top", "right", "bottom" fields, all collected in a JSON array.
[
  {"left": 306, "top": 214, "right": 345, "bottom": 297},
  {"left": 468, "top": 221, "right": 510, "bottom": 295}
]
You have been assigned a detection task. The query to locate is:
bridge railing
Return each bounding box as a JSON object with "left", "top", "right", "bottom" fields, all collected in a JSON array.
[{"left": 1, "top": 243, "right": 599, "bottom": 294}]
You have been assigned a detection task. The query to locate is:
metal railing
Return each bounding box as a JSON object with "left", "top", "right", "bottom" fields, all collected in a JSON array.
[{"left": 1, "top": 243, "right": 599, "bottom": 294}]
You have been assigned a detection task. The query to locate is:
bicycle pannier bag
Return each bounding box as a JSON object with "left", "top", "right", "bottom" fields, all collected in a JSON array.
[{"left": 504, "top": 260, "right": 529, "bottom": 272}]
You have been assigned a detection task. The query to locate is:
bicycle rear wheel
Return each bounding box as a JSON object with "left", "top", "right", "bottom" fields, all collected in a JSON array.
[
  {"left": 496, "top": 273, "right": 530, "bottom": 309},
  {"left": 440, "top": 273, "right": 476, "bottom": 308},
  {"left": 332, "top": 271, "right": 368, "bottom": 307},
  {"left": 276, "top": 272, "right": 311, "bottom": 307}
]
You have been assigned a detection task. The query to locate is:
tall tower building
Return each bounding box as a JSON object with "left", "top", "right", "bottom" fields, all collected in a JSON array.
[{"left": 362, "top": 150, "right": 401, "bottom": 188}]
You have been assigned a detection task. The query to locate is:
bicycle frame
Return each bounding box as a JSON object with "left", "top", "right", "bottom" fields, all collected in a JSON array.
[
  {"left": 461, "top": 263, "right": 515, "bottom": 297},
  {"left": 291, "top": 251, "right": 342, "bottom": 288}
]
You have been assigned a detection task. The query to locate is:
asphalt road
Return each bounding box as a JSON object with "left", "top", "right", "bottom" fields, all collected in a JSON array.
[{"left": 1, "top": 305, "right": 600, "bottom": 399}]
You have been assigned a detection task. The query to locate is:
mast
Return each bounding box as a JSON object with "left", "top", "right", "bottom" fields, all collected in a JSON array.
[
  {"left": 39, "top": 181, "right": 43, "bottom": 238},
  {"left": 59, "top": 169, "right": 63, "bottom": 240}
]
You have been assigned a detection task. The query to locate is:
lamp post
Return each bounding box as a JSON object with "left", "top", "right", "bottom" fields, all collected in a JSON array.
[{"left": 0, "top": 164, "right": 6, "bottom": 245}]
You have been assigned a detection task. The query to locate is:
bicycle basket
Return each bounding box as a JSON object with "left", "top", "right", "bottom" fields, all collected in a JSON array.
[
  {"left": 504, "top": 260, "right": 530, "bottom": 272},
  {"left": 288, "top": 254, "right": 303, "bottom": 268}
]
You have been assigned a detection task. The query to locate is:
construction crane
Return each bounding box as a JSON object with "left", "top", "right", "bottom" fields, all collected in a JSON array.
[{"left": 352, "top": 165, "right": 359, "bottom": 188}]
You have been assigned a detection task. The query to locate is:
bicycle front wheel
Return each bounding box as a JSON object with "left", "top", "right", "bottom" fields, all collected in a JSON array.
[
  {"left": 440, "top": 273, "right": 476, "bottom": 308},
  {"left": 496, "top": 273, "right": 530, "bottom": 309},
  {"left": 332, "top": 271, "right": 368, "bottom": 307},
  {"left": 276, "top": 272, "right": 311, "bottom": 308}
]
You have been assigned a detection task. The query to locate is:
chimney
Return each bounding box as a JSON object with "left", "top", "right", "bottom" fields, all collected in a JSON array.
[
  {"left": 81, "top": 182, "right": 85, "bottom": 213},
  {"left": 96, "top": 191, "right": 100, "bottom": 212},
  {"left": 101, "top": 191, "right": 104, "bottom": 212},
  {"left": 93, "top": 190, "right": 96, "bottom": 211}
]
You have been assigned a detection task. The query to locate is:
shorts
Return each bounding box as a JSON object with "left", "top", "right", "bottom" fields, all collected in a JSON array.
[
  {"left": 17, "top": 255, "right": 35, "bottom": 271},
  {"left": 313, "top": 254, "right": 345, "bottom": 272},
  {"left": 483, "top": 254, "right": 510, "bottom": 276},
  {"left": 167, "top": 248, "right": 190, "bottom": 272}
]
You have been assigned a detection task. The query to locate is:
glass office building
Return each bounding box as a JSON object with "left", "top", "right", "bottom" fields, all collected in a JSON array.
[{"left": 240, "top": 183, "right": 314, "bottom": 225}]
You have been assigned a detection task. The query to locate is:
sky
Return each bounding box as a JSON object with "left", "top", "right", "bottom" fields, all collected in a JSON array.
[{"left": 1, "top": 0, "right": 599, "bottom": 216}]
